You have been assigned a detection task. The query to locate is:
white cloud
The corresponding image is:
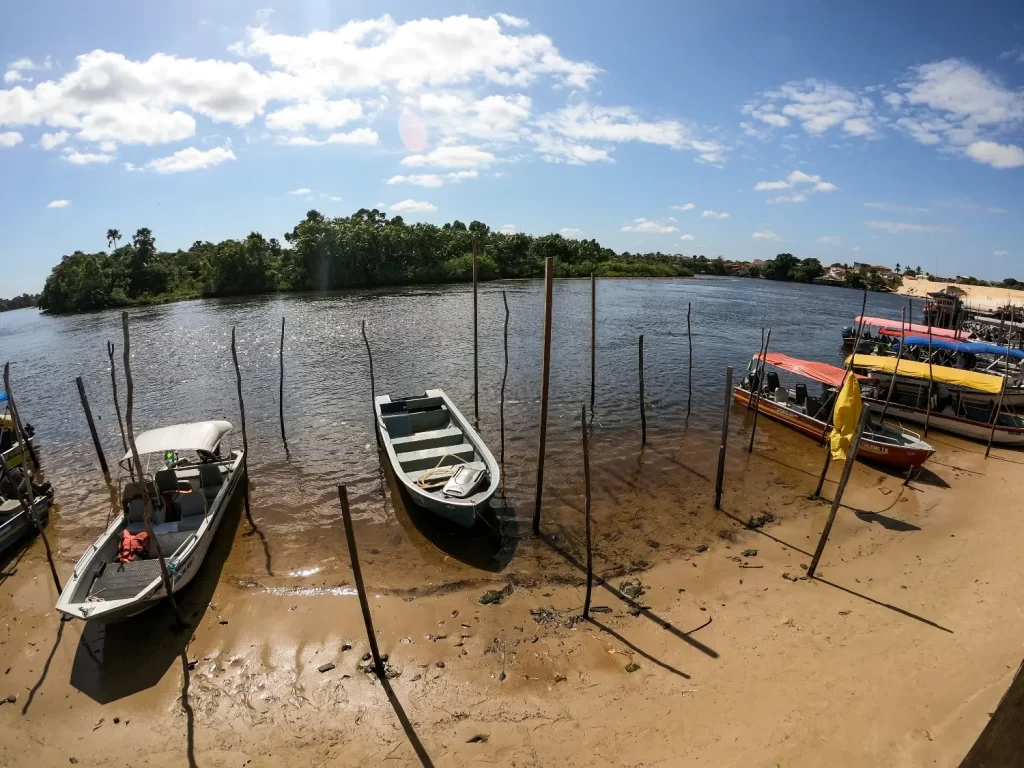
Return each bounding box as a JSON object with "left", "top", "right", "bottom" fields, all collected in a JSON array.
[
  {"left": 265, "top": 99, "right": 364, "bottom": 131},
  {"left": 814, "top": 181, "right": 836, "bottom": 192},
  {"left": 495, "top": 13, "right": 529, "bottom": 28},
  {"left": 123, "top": 162, "right": 141, "bottom": 172},
  {"left": 852, "top": 246, "right": 861, "bottom": 252},
  {"left": 64, "top": 150, "right": 114, "bottom": 164},
  {"left": 499, "top": 224, "right": 518, "bottom": 234},
  {"left": 752, "top": 231, "right": 783, "bottom": 241},
  {"left": 3, "top": 71, "right": 27, "bottom": 84},
  {"left": 76, "top": 104, "right": 197, "bottom": 145},
  {"left": 866, "top": 220, "right": 953, "bottom": 234},
  {"left": 672, "top": 203, "right": 695, "bottom": 211},
  {"left": 387, "top": 174, "right": 443, "bottom": 187},
  {"left": 147, "top": 146, "right": 236, "bottom": 173},
  {"left": 766, "top": 193, "right": 807, "bottom": 204},
  {"left": 560, "top": 227, "right": 583, "bottom": 237},
  {"left": 288, "top": 187, "right": 312, "bottom": 195},
  {"left": 621, "top": 217, "right": 678, "bottom": 233},
  {"left": 754, "top": 180, "right": 790, "bottom": 191},
  {"left": 390, "top": 199, "right": 437, "bottom": 213},
  {"left": 417, "top": 92, "right": 531, "bottom": 142},
  {"left": 883, "top": 92, "right": 904, "bottom": 109},
  {"left": 680, "top": 234, "right": 695, "bottom": 241},
  {"left": 0, "top": 131, "right": 23, "bottom": 147},
  {"left": 531, "top": 133, "right": 611, "bottom": 164},
  {"left": 933, "top": 200, "right": 1008, "bottom": 214},
  {"left": 994, "top": 249, "right": 1009, "bottom": 256},
  {"left": 744, "top": 79, "right": 876, "bottom": 137},
  {"left": 702, "top": 210, "right": 729, "bottom": 219},
  {"left": 401, "top": 144, "right": 496, "bottom": 169},
  {"left": 864, "top": 201, "right": 929, "bottom": 213},
  {"left": 47, "top": 199, "right": 70, "bottom": 208},
  {"left": 817, "top": 235, "right": 841, "bottom": 245},
  {"left": 965, "top": 140, "right": 1024, "bottom": 169},
  {"left": 326, "top": 128, "right": 379, "bottom": 145},
  {"left": 5, "top": 56, "right": 51, "bottom": 84},
  {"left": 320, "top": 193, "right": 342, "bottom": 201},
  {"left": 447, "top": 170, "right": 478, "bottom": 181}
]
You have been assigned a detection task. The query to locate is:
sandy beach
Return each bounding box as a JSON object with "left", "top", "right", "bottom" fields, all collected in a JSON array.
[
  {"left": 2, "top": 419, "right": 1023, "bottom": 767},
  {"left": 896, "top": 276, "right": 1024, "bottom": 312}
]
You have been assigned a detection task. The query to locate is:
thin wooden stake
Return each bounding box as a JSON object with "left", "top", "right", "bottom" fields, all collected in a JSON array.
[
  {"left": 532, "top": 257, "right": 554, "bottom": 535},
  {"left": 638, "top": 334, "right": 647, "bottom": 445},
  {"left": 2, "top": 363, "right": 60, "bottom": 593},
  {"left": 120, "top": 313, "right": 185, "bottom": 626},
  {"left": 361, "top": 320, "right": 381, "bottom": 449},
  {"left": 714, "top": 366, "right": 734, "bottom": 510},
  {"left": 807, "top": 408, "right": 870, "bottom": 578},
  {"left": 337, "top": 484, "right": 384, "bottom": 678},
  {"left": 879, "top": 307, "right": 907, "bottom": 423},
  {"left": 472, "top": 240, "right": 479, "bottom": 426},
  {"left": 75, "top": 376, "right": 108, "bottom": 476},
  {"left": 748, "top": 328, "right": 765, "bottom": 412},
  {"left": 985, "top": 339, "right": 1012, "bottom": 459},
  {"left": 924, "top": 317, "right": 934, "bottom": 436},
  {"left": 590, "top": 273, "right": 596, "bottom": 410},
  {"left": 748, "top": 328, "right": 772, "bottom": 453},
  {"left": 686, "top": 302, "right": 693, "bottom": 416},
  {"left": 500, "top": 290, "right": 509, "bottom": 467},
  {"left": 581, "top": 404, "right": 593, "bottom": 619},
  {"left": 230, "top": 327, "right": 255, "bottom": 528},
  {"left": 106, "top": 341, "right": 128, "bottom": 455},
  {"left": 279, "top": 317, "right": 288, "bottom": 453}
]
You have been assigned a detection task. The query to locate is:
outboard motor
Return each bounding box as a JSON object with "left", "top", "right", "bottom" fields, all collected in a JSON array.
[{"left": 841, "top": 325, "right": 855, "bottom": 339}]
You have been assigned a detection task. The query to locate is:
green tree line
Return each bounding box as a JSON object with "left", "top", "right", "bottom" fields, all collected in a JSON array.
[
  {"left": 38, "top": 209, "right": 698, "bottom": 314},
  {"left": 0, "top": 293, "right": 39, "bottom": 312}
]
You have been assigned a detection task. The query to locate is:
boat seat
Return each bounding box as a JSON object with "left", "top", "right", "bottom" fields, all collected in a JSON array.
[
  {"left": 176, "top": 492, "right": 207, "bottom": 530},
  {"left": 805, "top": 395, "right": 822, "bottom": 420},
  {"left": 402, "top": 396, "right": 445, "bottom": 412},
  {"left": 0, "top": 499, "right": 21, "bottom": 515},
  {"left": 382, "top": 413, "right": 413, "bottom": 438},
  {"left": 391, "top": 427, "right": 463, "bottom": 453},
  {"left": 199, "top": 463, "right": 224, "bottom": 502},
  {"left": 794, "top": 383, "right": 808, "bottom": 405},
  {"left": 765, "top": 371, "right": 781, "bottom": 393},
  {"left": 396, "top": 443, "right": 476, "bottom": 472},
  {"left": 775, "top": 388, "right": 790, "bottom": 404}
]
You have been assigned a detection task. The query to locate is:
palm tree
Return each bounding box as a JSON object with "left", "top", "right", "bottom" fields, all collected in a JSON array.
[
  {"left": 895, "top": 262, "right": 901, "bottom": 274},
  {"left": 106, "top": 228, "right": 122, "bottom": 251}
]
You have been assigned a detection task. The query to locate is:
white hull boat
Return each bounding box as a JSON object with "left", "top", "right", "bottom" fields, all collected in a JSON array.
[
  {"left": 375, "top": 390, "right": 499, "bottom": 529},
  {"left": 57, "top": 421, "right": 244, "bottom": 622},
  {"left": 864, "top": 398, "right": 1024, "bottom": 445}
]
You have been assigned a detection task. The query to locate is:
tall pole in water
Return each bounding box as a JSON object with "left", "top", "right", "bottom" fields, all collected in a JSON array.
[
  {"left": 472, "top": 240, "right": 479, "bottom": 426},
  {"left": 532, "top": 257, "right": 554, "bottom": 535},
  {"left": 590, "top": 273, "right": 596, "bottom": 411}
]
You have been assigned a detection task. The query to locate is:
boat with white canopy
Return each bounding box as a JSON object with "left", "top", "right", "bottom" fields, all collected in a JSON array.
[{"left": 57, "top": 420, "right": 244, "bottom": 622}]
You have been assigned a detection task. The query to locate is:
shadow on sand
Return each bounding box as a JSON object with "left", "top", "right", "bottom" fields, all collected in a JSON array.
[{"left": 69, "top": 493, "right": 243, "bottom": 705}]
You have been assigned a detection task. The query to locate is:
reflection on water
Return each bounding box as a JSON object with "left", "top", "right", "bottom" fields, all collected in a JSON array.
[{"left": 0, "top": 279, "right": 914, "bottom": 590}]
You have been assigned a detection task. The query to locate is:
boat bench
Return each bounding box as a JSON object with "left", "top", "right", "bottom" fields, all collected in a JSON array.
[
  {"left": 396, "top": 443, "right": 476, "bottom": 472},
  {"left": 391, "top": 427, "right": 463, "bottom": 454}
]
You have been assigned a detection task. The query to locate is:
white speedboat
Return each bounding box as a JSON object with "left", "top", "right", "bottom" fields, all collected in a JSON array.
[{"left": 57, "top": 421, "right": 244, "bottom": 622}]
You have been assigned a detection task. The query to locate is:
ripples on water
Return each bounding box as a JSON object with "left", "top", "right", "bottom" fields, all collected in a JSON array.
[{"left": 0, "top": 278, "right": 915, "bottom": 587}]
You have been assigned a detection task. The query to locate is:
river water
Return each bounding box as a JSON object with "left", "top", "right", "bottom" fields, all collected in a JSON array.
[{"left": 1, "top": 278, "right": 916, "bottom": 592}]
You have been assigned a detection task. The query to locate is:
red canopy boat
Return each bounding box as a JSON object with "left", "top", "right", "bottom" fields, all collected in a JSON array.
[{"left": 734, "top": 352, "right": 935, "bottom": 470}]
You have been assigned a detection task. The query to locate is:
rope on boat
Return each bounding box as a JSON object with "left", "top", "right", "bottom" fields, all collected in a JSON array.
[{"left": 415, "top": 453, "right": 471, "bottom": 490}]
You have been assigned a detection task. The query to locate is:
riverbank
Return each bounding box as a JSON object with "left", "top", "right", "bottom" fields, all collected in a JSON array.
[
  {"left": 2, "top": 420, "right": 1021, "bottom": 766},
  {"left": 896, "top": 277, "right": 1024, "bottom": 311}
]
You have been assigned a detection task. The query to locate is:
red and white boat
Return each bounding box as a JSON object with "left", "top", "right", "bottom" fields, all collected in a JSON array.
[{"left": 735, "top": 353, "right": 936, "bottom": 470}]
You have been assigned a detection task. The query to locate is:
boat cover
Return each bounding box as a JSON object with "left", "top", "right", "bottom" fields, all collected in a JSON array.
[
  {"left": 847, "top": 355, "right": 1004, "bottom": 394},
  {"left": 756, "top": 353, "right": 863, "bottom": 388},
  {"left": 900, "top": 336, "right": 1024, "bottom": 361},
  {"left": 854, "top": 316, "right": 959, "bottom": 339},
  {"left": 123, "top": 421, "right": 233, "bottom": 460}
]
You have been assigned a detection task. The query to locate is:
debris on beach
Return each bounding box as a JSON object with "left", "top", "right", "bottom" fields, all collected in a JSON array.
[
  {"left": 625, "top": 663, "right": 640, "bottom": 673},
  {"left": 589, "top": 605, "right": 612, "bottom": 614},
  {"left": 694, "top": 544, "right": 709, "bottom": 553},
  {"left": 479, "top": 585, "right": 513, "bottom": 605},
  {"left": 317, "top": 662, "right": 336, "bottom": 674},
  {"left": 467, "top": 734, "right": 489, "bottom": 744},
  {"left": 746, "top": 513, "right": 776, "bottom": 530},
  {"left": 782, "top": 572, "right": 799, "bottom": 582},
  {"left": 619, "top": 579, "right": 645, "bottom": 599},
  {"left": 743, "top": 549, "right": 758, "bottom": 557}
]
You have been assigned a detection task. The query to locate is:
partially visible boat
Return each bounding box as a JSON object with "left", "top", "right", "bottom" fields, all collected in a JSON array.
[
  {"left": 1, "top": 394, "right": 37, "bottom": 472},
  {"left": 375, "top": 389, "right": 499, "bottom": 529},
  {"left": 0, "top": 473, "right": 51, "bottom": 556},
  {"left": 57, "top": 420, "right": 244, "bottom": 622},
  {"left": 736, "top": 352, "right": 935, "bottom": 470}
]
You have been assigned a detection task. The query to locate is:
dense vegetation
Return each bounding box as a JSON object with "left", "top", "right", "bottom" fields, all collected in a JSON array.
[
  {"left": 0, "top": 294, "right": 39, "bottom": 312},
  {"left": 753, "top": 254, "right": 826, "bottom": 283},
  {"left": 38, "top": 210, "right": 698, "bottom": 314}
]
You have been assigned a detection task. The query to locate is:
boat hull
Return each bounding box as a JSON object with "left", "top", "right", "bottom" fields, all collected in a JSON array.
[
  {"left": 863, "top": 398, "right": 1024, "bottom": 445},
  {"left": 734, "top": 388, "right": 935, "bottom": 470},
  {"left": 866, "top": 373, "right": 1024, "bottom": 409},
  {"left": 0, "top": 497, "right": 50, "bottom": 555}
]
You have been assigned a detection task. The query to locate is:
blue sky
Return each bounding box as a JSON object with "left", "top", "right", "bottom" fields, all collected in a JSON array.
[{"left": 2, "top": 0, "right": 1023, "bottom": 295}]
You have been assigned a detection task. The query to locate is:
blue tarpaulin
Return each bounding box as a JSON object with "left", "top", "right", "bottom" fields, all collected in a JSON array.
[{"left": 902, "top": 336, "right": 1024, "bottom": 361}]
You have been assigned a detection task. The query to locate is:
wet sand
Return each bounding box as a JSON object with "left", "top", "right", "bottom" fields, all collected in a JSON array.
[{"left": 2, "top": 416, "right": 1023, "bottom": 767}]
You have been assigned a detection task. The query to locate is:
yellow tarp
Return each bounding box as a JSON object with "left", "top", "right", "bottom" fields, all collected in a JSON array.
[
  {"left": 0, "top": 414, "right": 11, "bottom": 429},
  {"left": 829, "top": 373, "right": 862, "bottom": 461},
  {"left": 847, "top": 354, "right": 1005, "bottom": 395}
]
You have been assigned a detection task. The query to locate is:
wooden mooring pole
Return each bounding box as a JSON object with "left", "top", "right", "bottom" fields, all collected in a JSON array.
[
  {"left": 500, "top": 290, "right": 509, "bottom": 467},
  {"left": 532, "top": 257, "right": 554, "bottom": 535},
  {"left": 807, "top": 408, "right": 870, "bottom": 578},
  {"left": 638, "top": 334, "right": 647, "bottom": 445},
  {"left": 337, "top": 484, "right": 385, "bottom": 678},
  {"left": 590, "top": 273, "right": 596, "bottom": 410},
  {"left": 748, "top": 328, "right": 765, "bottom": 412},
  {"left": 230, "top": 327, "right": 254, "bottom": 527},
  {"left": 472, "top": 240, "right": 479, "bottom": 426},
  {"left": 279, "top": 317, "right": 289, "bottom": 453},
  {"left": 714, "top": 366, "right": 734, "bottom": 510},
  {"left": 106, "top": 341, "right": 128, "bottom": 455},
  {"left": 985, "top": 340, "right": 1012, "bottom": 459},
  {"left": 581, "top": 404, "right": 594, "bottom": 619},
  {"left": 924, "top": 317, "right": 935, "bottom": 437},
  {"left": 121, "top": 313, "right": 185, "bottom": 626},
  {"left": 75, "top": 376, "right": 108, "bottom": 476},
  {"left": 686, "top": 302, "right": 693, "bottom": 416},
  {"left": 747, "top": 328, "right": 772, "bottom": 452},
  {"left": 361, "top": 320, "right": 382, "bottom": 450}
]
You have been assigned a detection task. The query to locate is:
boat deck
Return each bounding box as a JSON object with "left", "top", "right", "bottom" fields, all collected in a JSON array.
[{"left": 88, "top": 559, "right": 163, "bottom": 601}]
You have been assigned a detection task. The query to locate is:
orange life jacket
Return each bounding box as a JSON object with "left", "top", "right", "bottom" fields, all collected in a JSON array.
[{"left": 118, "top": 530, "right": 151, "bottom": 563}]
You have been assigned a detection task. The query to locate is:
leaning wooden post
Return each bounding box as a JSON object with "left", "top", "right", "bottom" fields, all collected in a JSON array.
[
  {"left": 879, "top": 307, "right": 907, "bottom": 423},
  {"left": 500, "top": 291, "right": 509, "bottom": 467},
  {"left": 472, "top": 240, "right": 479, "bottom": 426},
  {"left": 2, "top": 363, "right": 61, "bottom": 593},
  {"left": 638, "top": 334, "right": 647, "bottom": 445},
  {"left": 714, "top": 366, "right": 734, "bottom": 510},
  {"left": 279, "top": 317, "right": 288, "bottom": 453},
  {"left": 807, "top": 407, "right": 870, "bottom": 578},
  {"left": 75, "top": 376, "right": 109, "bottom": 476},
  {"left": 747, "top": 328, "right": 772, "bottom": 453},
  {"left": 121, "top": 313, "right": 186, "bottom": 626},
  {"left": 686, "top": 302, "right": 693, "bottom": 416},
  {"left": 337, "top": 484, "right": 384, "bottom": 678},
  {"left": 532, "top": 257, "right": 554, "bottom": 535},
  {"left": 985, "top": 340, "right": 1012, "bottom": 459},
  {"left": 361, "top": 320, "right": 382, "bottom": 450},
  {"left": 590, "top": 273, "right": 596, "bottom": 410},
  {"left": 924, "top": 317, "right": 935, "bottom": 436},
  {"left": 106, "top": 342, "right": 128, "bottom": 456},
  {"left": 230, "top": 327, "right": 255, "bottom": 528},
  {"left": 581, "top": 404, "right": 594, "bottom": 619},
  {"left": 748, "top": 328, "right": 765, "bottom": 411}
]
